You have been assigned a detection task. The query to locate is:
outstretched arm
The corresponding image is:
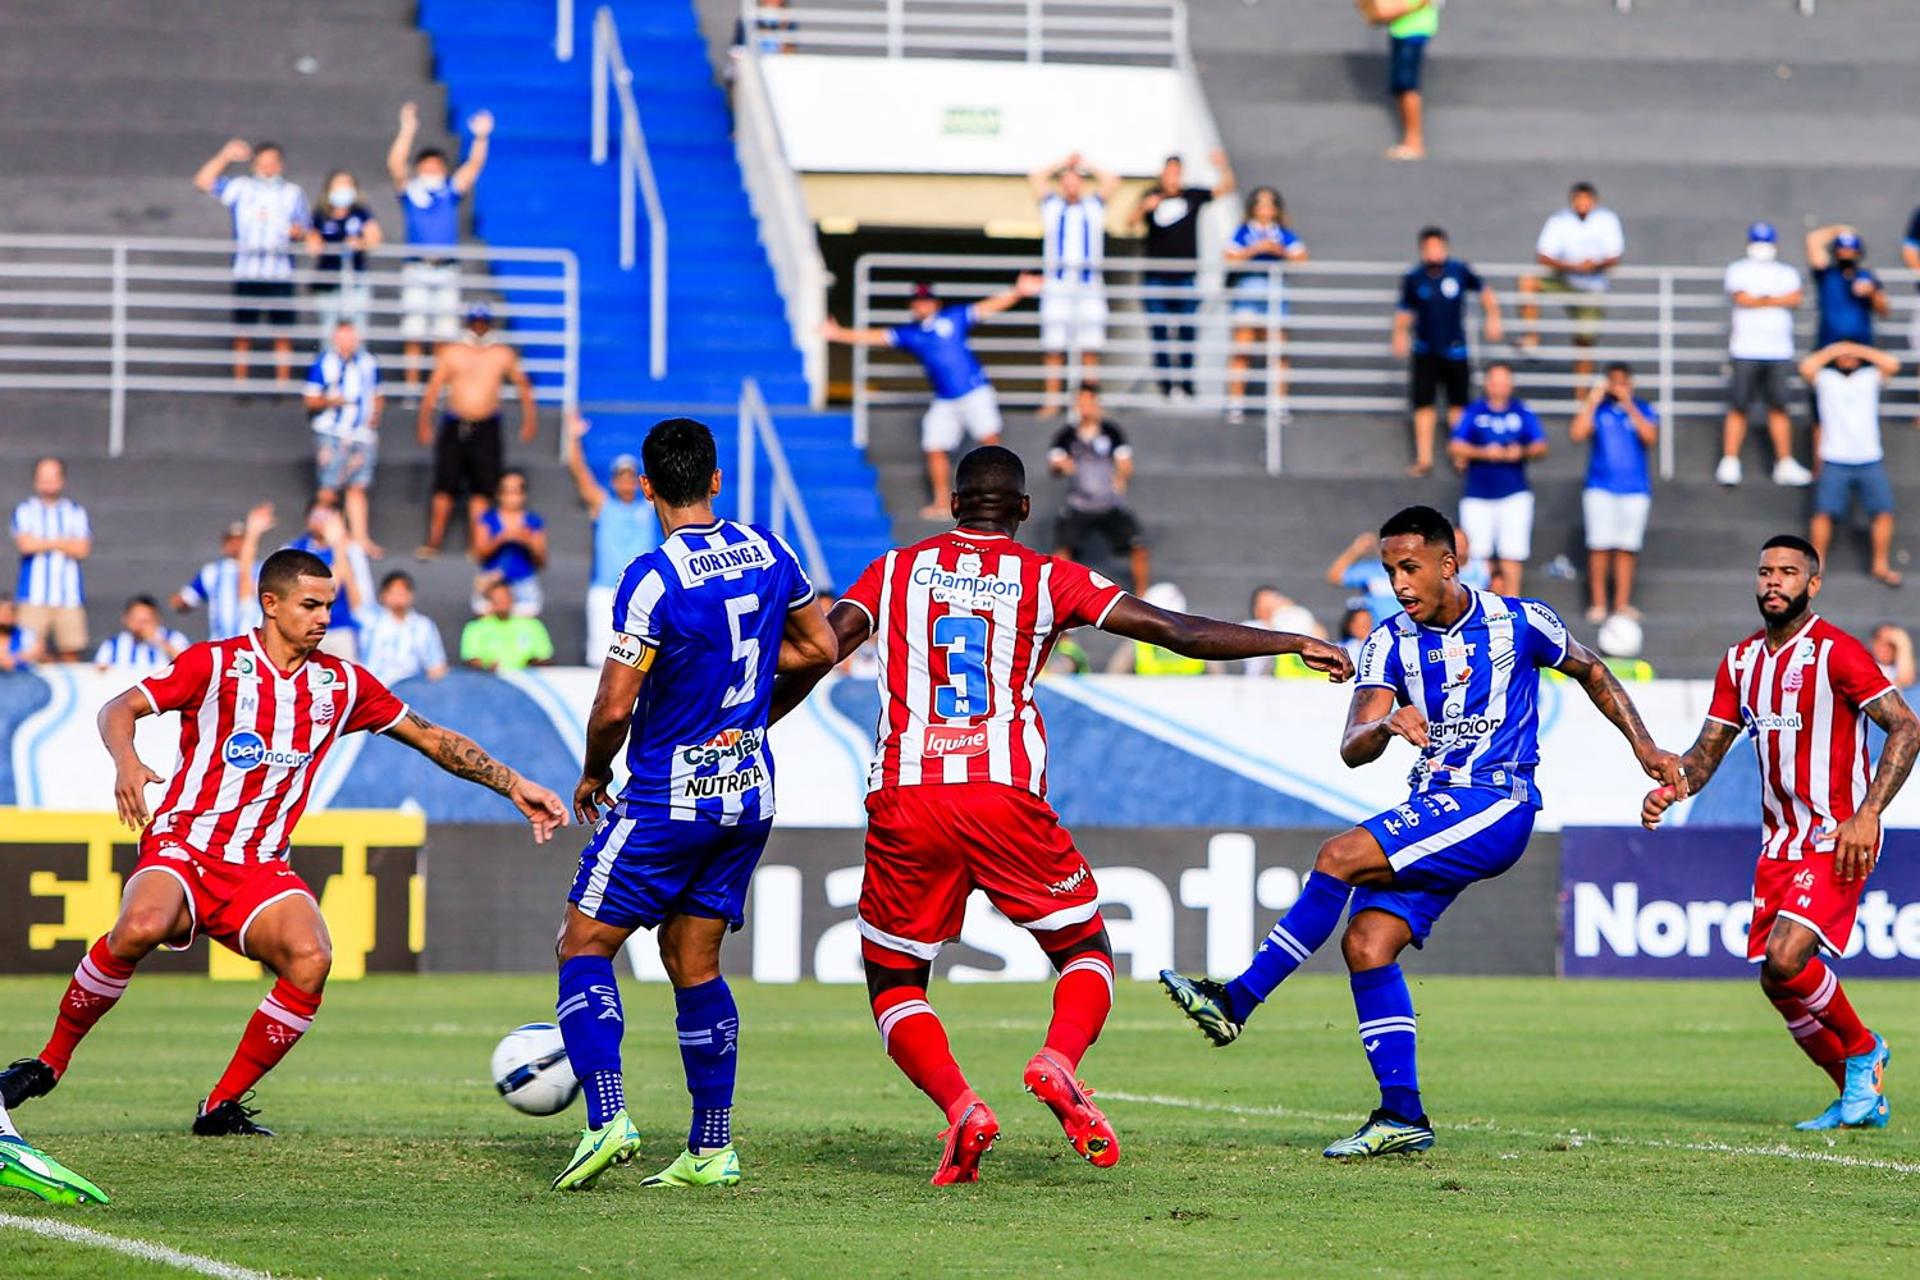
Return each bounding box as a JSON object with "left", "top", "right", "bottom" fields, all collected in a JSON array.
[
  {"left": 453, "top": 110, "right": 493, "bottom": 195},
  {"left": 970, "top": 273, "right": 1043, "bottom": 320},
  {"left": 1558, "top": 638, "right": 1681, "bottom": 787},
  {"left": 770, "top": 601, "right": 871, "bottom": 724},
  {"left": 1641, "top": 719, "right": 1738, "bottom": 829},
  {"left": 1100, "top": 595, "right": 1355, "bottom": 679},
  {"left": 1833, "top": 693, "right": 1920, "bottom": 882},
  {"left": 819, "top": 317, "right": 893, "bottom": 346},
  {"left": 386, "top": 709, "right": 566, "bottom": 841},
  {"left": 388, "top": 103, "right": 418, "bottom": 190}
]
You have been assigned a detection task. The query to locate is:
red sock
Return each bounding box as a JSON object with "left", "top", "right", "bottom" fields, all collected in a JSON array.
[
  {"left": 1769, "top": 993, "right": 1848, "bottom": 1090},
  {"left": 40, "top": 937, "right": 136, "bottom": 1076},
  {"left": 1043, "top": 952, "right": 1115, "bottom": 1069},
  {"left": 206, "top": 980, "right": 322, "bottom": 1109},
  {"left": 873, "top": 985, "right": 972, "bottom": 1122},
  {"left": 1779, "top": 958, "right": 1876, "bottom": 1059}
]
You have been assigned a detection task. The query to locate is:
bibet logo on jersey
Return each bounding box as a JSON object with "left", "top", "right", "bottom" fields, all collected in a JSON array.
[{"left": 221, "top": 729, "right": 314, "bottom": 772}]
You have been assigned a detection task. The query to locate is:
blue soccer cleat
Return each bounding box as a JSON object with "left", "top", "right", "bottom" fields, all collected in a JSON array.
[
  {"left": 1794, "top": 1098, "right": 1845, "bottom": 1131},
  {"left": 1838, "top": 1034, "right": 1890, "bottom": 1127}
]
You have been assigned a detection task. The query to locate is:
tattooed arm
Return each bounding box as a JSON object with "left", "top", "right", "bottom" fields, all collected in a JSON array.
[
  {"left": 386, "top": 709, "right": 567, "bottom": 841},
  {"left": 1642, "top": 719, "right": 1740, "bottom": 830},
  {"left": 1557, "top": 638, "right": 1683, "bottom": 787},
  {"left": 1832, "top": 693, "right": 1920, "bottom": 882}
]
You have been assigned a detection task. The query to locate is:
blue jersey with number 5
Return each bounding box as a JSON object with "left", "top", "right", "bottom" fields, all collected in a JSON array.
[{"left": 608, "top": 519, "right": 813, "bottom": 822}]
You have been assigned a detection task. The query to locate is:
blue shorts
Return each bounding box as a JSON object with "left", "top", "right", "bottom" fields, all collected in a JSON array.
[
  {"left": 1228, "top": 274, "right": 1289, "bottom": 322},
  {"left": 568, "top": 810, "right": 774, "bottom": 931},
  {"left": 1812, "top": 460, "right": 1894, "bottom": 519},
  {"left": 1388, "top": 35, "right": 1428, "bottom": 96},
  {"left": 1354, "top": 787, "right": 1537, "bottom": 945}
]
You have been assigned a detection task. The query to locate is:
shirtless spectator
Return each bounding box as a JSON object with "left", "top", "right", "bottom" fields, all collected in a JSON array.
[{"left": 414, "top": 303, "right": 537, "bottom": 559}]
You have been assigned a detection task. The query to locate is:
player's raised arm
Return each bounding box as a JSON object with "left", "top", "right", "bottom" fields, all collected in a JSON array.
[
  {"left": 96, "top": 687, "right": 164, "bottom": 828},
  {"left": 1555, "top": 636, "right": 1682, "bottom": 790},
  {"left": 384, "top": 708, "right": 566, "bottom": 841},
  {"left": 769, "top": 599, "right": 871, "bottom": 724},
  {"left": 1098, "top": 594, "right": 1355, "bottom": 680}
]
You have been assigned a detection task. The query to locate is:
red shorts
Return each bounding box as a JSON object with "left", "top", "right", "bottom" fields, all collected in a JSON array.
[
  {"left": 1747, "top": 851, "right": 1869, "bottom": 961},
  {"left": 858, "top": 784, "right": 1100, "bottom": 960},
  {"left": 129, "top": 834, "right": 316, "bottom": 957}
]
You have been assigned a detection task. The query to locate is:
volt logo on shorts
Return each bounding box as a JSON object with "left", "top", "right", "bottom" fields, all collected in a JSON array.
[
  {"left": 221, "top": 729, "right": 313, "bottom": 771},
  {"left": 924, "top": 724, "right": 988, "bottom": 757}
]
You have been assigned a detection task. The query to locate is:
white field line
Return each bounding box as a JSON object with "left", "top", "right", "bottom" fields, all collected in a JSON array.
[
  {"left": 0, "top": 1212, "right": 273, "bottom": 1279},
  {"left": 1101, "top": 1090, "right": 1920, "bottom": 1174}
]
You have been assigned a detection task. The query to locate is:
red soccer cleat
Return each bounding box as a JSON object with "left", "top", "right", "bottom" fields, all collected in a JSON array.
[
  {"left": 1024, "top": 1049, "right": 1120, "bottom": 1168},
  {"left": 929, "top": 1097, "right": 999, "bottom": 1186}
]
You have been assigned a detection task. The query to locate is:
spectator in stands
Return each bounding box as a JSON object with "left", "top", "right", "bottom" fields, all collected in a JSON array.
[
  {"left": 821, "top": 274, "right": 1040, "bottom": 519},
  {"left": 358, "top": 570, "right": 448, "bottom": 686},
  {"left": 11, "top": 456, "right": 90, "bottom": 662},
  {"left": 1338, "top": 599, "right": 1373, "bottom": 665},
  {"left": 462, "top": 578, "right": 553, "bottom": 672},
  {"left": 1903, "top": 205, "right": 1920, "bottom": 354},
  {"left": 1328, "top": 524, "right": 1489, "bottom": 623},
  {"left": 1519, "top": 181, "right": 1624, "bottom": 383},
  {"left": 1030, "top": 153, "right": 1121, "bottom": 418},
  {"left": 1449, "top": 361, "right": 1546, "bottom": 593},
  {"left": 1393, "top": 226, "right": 1502, "bottom": 476},
  {"left": 1131, "top": 150, "right": 1235, "bottom": 402},
  {"left": 286, "top": 500, "right": 371, "bottom": 661},
  {"left": 388, "top": 101, "right": 494, "bottom": 386},
  {"left": 1048, "top": 383, "right": 1149, "bottom": 594},
  {"left": 1571, "top": 362, "right": 1659, "bottom": 623},
  {"left": 1224, "top": 186, "right": 1309, "bottom": 426},
  {"left": 306, "top": 170, "right": 381, "bottom": 339},
  {"left": 0, "top": 596, "right": 44, "bottom": 671},
  {"left": 1806, "top": 226, "right": 1887, "bottom": 349},
  {"left": 566, "top": 413, "right": 659, "bottom": 663},
  {"left": 1802, "top": 341, "right": 1903, "bottom": 587},
  {"left": 305, "top": 321, "right": 384, "bottom": 556},
  {"left": 729, "top": 0, "right": 794, "bottom": 62},
  {"left": 192, "top": 138, "right": 309, "bottom": 385},
  {"left": 1871, "top": 623, "right": 1916, "bottom": 690},
  {"left": 171, "top": 503, "right": 272, "bottom": 641},
  {"left": 1107, "top": 581, "right": 1209, "bottom": 675},
  {"left": 416, "top": 303, "right": 538, "bottom": 558},
  {"left": 93, "top": 596, "right": 188, "bottom": 669},
  {"left": 1241, "top": 584, "right": 1325, "bottom": 678},
  {"left": 1355, "top": 0, "right": 1437, "bottom": 160},
  {"left": 1717, "top": 222, "right": 1811, "bottom": 488},
  {"left": 471, "top": 468, "right": 547, "bottom": 616}
]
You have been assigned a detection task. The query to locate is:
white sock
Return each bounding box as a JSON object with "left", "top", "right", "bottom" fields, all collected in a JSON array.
[{"left": 0, "top": 1098, "right": 20, "bottom": 1141}]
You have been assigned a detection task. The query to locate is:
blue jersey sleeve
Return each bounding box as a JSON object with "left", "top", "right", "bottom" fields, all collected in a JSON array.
[
  {"left": 766, "top": 531, "right": 816, "bottom": 608},
  {"left": 1520, "top": 406, "right": 1546, "bottom": 445},
  {"left": 612, "top": 561, "right": 668, "bottom": 647},
  {"left": 1397, "top": 270, "right": 1417, "bottom": 312},
  {"left": 1459, "top": 262, "right": 1484, "bottom": 293},
  {"left": 1517, "top": 598, "right": 1570, "bottom": 669},
  {"left": 945, "top": 304, "right": 975, "bottom": 338},
  {"left": 1355, "top": 623, "right": 1402, "bottom": 692}
]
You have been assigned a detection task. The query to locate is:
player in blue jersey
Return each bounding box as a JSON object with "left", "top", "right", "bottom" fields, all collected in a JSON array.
[
  {"left": 1162, "top": 505, "right": 1683, "bottom": 1157},
  {"left": 548, "top": 417, "right": 839, "bottom": 1192}
]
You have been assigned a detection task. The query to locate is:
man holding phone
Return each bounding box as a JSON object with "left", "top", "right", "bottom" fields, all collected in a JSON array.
[{"left": 1570, "top": 361, "right": 1659, "bottom": 623}]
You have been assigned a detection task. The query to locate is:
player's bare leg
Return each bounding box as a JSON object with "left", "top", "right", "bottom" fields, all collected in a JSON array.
[
  {"left": 551, "top": 905, "right": 644, "bottom": 1190},
  {"left": 2, "top": 870, "right": 188, "bottom": 1108},
  {"left": 864, "top": 947, "right": 997, "bottom": 1185},
  {"left": 640, "top": 913, "right": 744, "bottom": 1188},
  {"left": 1024, "top": 918, "right": 1119, "bottom": 1167},
  {"left": 1760, "top": 920, "right": 1886, "bottom": 1128}
]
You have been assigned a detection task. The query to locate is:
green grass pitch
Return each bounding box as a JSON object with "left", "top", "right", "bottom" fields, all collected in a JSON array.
[{"left": 0, "top": 974, "right": 1915, "bottom": 1278}]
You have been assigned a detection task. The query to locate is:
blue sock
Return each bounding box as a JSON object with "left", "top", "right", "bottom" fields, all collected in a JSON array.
[
  {"left": 674, "top": 976, "right": 740, "bottom": 1153},
  {"left": 557, "top": 955, "right": 627, "bottom": 1128},
  {"left": 1351, "top": 963, "right": 1422, "bottom": 1122},
  {"left": 1225, "top": 872, "right": 1353, "bottom": 1020}
]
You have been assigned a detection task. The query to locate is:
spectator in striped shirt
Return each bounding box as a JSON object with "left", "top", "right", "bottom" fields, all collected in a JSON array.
[
  {"left": 1029, "top": 152, "right": 1120, "bottom": 418},
  {"left": 387, "top": 101, "right": 494, "bottom": 387},
  {"left": 93, "top": 596, "right": 188, "bottom": 670},
  {"left": 192, "top": 139, "right": 310, "bottom": 386},
  {"left": 171, "top": 503, "right": 272, "bottom": 641},
  {"left": 0, "top": 596, "right": 44, "bottom": 671},
  {"left": 11, "top": 457, "right": 91, "bottom": 662},
  {"left": 358, "top": 570, "right": 448, "bottom": 686},
  {"left": 305, "top": 322, "right": 384, "bottom": 555},
  {"left": 286, "top": 501, "right": 372, "bottom": 661}
]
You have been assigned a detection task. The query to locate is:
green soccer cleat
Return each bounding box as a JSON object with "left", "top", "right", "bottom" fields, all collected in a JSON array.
[
  {"left": 551, "top": 1109, "right": 643, "bottom": 1192},
  {"left": 1322, "top": 1109, "right": 1436, "bottom": 1159},
  {"left": 0, "top": 1136, "right": 110, "bottom": 1206},
  {"left": 640, "top": 1145, "right": 741, "bottom": 1188},
  {"left": 1158, "top": 970, "right": 1243, "bottom": 1046}
]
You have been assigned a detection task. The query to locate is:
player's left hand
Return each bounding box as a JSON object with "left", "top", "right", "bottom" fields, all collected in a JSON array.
[
  {"left": 572, "top": 770, "right": 615, "bottom": 826},
  {"left": 509, "top": 775, "right": 568, "bottom": 843},
  {"left": 1833, "top": 809, "right": 1881, "bottom": 882},
  {"left": 1638, "top": 748, "right": 1688, "bottom": 795},
  {"left": 1298, "top": 636, "right": 1355, "bottom": 683}
]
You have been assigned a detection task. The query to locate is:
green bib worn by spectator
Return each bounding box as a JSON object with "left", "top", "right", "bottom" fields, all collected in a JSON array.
[
  {"left": 1133, "top": 640, "right": 1206, "bottom": 676},
  {"left": 1389, "top": 1, "right": 1438, "bottom": 39},
  {"left": 461, "top": 613, "right": 553, "bottom": 672}
]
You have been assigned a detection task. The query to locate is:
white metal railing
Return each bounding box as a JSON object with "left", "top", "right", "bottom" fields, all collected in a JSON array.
[
  {"left": 740, "top": 0, "right": 1186, "bottom": 65},
  {"left": 590, "top": 4, "right": 668, "bottom": 379},
  {"left": 737, "top": 377, "right": 832, "bottom": 585},
  {"left": 0, "top": 234, "right": 578, "bottom": 457},
  {"left": 556, "top": 0, "right": 575, "bottom": 60},
  {"left": 850, "top": 252, "right": 1920, "bottom": 478},
  {"left": 733, "top": 25, "right": 831, "bottom": 406}
]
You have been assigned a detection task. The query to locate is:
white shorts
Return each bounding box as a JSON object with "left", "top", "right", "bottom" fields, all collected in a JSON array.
[
  {"left": 1040, "top": 280, "right": 1108, "bottom": 354},
  {"left": 921, "top": 385, "right": 1002, "bottom": 452},
  {"left": 1458, "top": 492, "right": 1535, "bottom": 563},
  {"left": 1582, "top": 488, "right": 1651, "bottom": 553},
  {"left": 584, "top": 583, "right": 616, "bottom": 665},
  {"left": 400, "top": 261, "right": 461, "bottom": 342}
]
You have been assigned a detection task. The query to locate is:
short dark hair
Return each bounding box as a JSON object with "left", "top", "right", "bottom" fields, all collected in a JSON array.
[
  {"left": 253, "top": 140, "right": 283, "bottom": 158},
  {"left": 1762, "top": 533, "right": 1820, "bottom": 575},
  {"left": 33, "top": 455, "right": 64, "bottom": 476},
  {"left": 954, "top": 444, "right": 1026, "bottom": 497},
  {"left": 124, "top": 594, "right": 160, "bottom": 613},
  {"left": 1164, "top": 153, "right": 1182, "bottom": 166},
  {"left": 1248, "top": 583, "right": 1282, "bottom": 613},
  {"left": 642, "top": 417, "right": 718, "bottom": 508},
  {"left": 1380, "top": 505, "right": 1455, "bottom": 549},
  {"left": 498, "top": 467, "right": 527, "bottom": 491},
  {"left": 414, "top": 146, "right": 449, "bottom": 167},
  {"left": 258, "top": 548, "right": 333, "bottom": 601},
  {"left": 380, "top": 570, "right": 414, "bottom": 593},
  {"left": 1606, "top": 360, "right": 1632, "bottom": 378},
  {"left": 1570, "top": 180, "right": 1598, "bottom": 198},
  {"left": 1418, "top": 225, "right": 1448, "bottom": 243},
  {"left": 1076, "top": 381, "right": 1101, "bottom": 397}
]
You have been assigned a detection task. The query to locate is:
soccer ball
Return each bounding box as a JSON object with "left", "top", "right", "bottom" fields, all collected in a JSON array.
[
  {"left": 491, "top": 1023, "right": 580, "bottom": 1116},
  {"left": 1597, "top": 614, "right": 1644, "bottom": 659}
]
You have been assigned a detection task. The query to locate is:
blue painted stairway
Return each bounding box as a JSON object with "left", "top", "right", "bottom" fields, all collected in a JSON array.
[{"left": 416, "top": 0, "right": 890, "bottom": 588}]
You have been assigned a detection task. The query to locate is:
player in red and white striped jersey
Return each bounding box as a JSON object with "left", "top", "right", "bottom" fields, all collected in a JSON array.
[
  {"left": 0, "top": 546, "right": 565, "bottom": 1137},
  {"left": 772, "top": 446, "right": 1352, "bottom": 1183},
  {"left": 1646, "top": 535, "right": 1919, "bottom": 1130}
]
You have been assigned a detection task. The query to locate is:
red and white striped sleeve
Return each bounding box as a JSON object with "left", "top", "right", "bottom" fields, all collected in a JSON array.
[
  {"left": 136, "top": 642, "right": 214, "bottom": 715},
  {"left": 343, "top": 665, "right": 409, "bottom": 736},
  {"left": 838, "top": 553, "right": 887, "bottom": 634},
  {"left": 1046, "top": 556, "right": 1125, "bottom": 630}
]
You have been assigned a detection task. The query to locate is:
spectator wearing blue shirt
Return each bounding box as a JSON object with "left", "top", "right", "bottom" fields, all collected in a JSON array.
[
  {"left": 1805, "top": 225, "right": 1887, "bottom": 349},
  {"left": 1447, "top": 362, "right": 1546, "bottom": 593},
  {"left": 387, "top": 101, "right": 493, "bottom": 386},
  {"left": 1902, "top": 204, "right": 1920, "bottom": 354},
  {"left": 1393, "top": 227, "right": 1503, "bottom": 476},
  {"left": 822, "top": 273, "right": 1040, "bottom": 519},
  {"left": 0, "top": 596, "right": 43, "bottom": 671},
  {"left": 1224, "top": 186, "right": 1308, "bottom": 426},
  {"left": 566, "top": 413, "right": 660, "bottom": 662},
  {"left": 303, "top": 322, "right": 384, "bottom": 555},
  {"left": 305, "top": 169, "right": 382, "bottom": 339},
  {"left": 471, "top": 469, "right": 548, "bottom": 616},
  {"left": 1570, "top": 362, "right": 1659, "bottom": 623}
]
